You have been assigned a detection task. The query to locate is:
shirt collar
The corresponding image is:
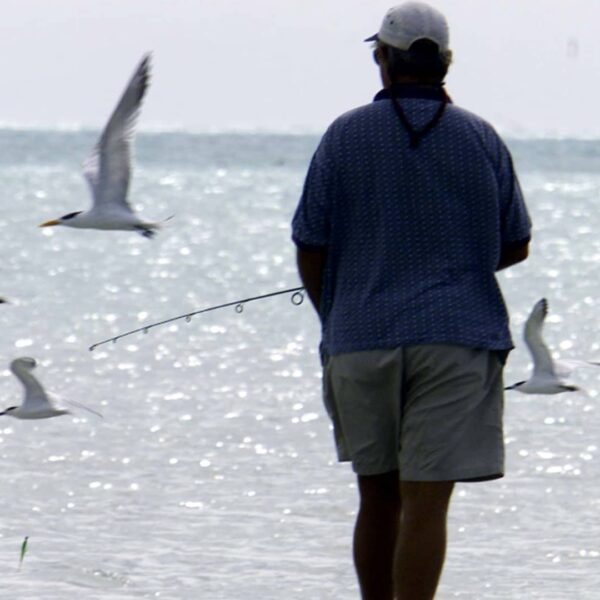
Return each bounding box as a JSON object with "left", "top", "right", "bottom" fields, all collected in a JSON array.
[{"left": 374, "top": 84, "right": 450, "bottom": 103}]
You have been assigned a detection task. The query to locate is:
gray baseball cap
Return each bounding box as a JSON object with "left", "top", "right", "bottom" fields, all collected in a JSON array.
[{"left": 365, "top": 2, "right": 450, "bottom": 52}]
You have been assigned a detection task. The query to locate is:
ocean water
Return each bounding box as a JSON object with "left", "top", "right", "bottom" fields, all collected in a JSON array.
[{"left": 0, "top": 130, "right": 599, "bottom": 599}]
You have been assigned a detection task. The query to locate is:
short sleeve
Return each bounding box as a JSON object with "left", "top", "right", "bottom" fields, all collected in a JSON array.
[
  {"left": 291, "top": 131, "right": 337, "bottom": 251},
  {"left": 496, "top": 140, "right": 531, "bottom": 248}
]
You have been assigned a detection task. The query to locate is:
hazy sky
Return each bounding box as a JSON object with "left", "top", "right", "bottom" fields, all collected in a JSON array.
[{"left": 2, "top": 0, "right": 599, "bottom": 136}]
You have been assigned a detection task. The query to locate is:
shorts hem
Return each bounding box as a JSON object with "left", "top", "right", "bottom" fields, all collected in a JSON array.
[
  {"left": 351, "top": 462, "right": 401, "bottom": 476},
  {"left": 399, "top": 466, "right": 505, "bottom": 483},
  {"left": 339, "top": 457, "right": 505, "bottom": 482}
]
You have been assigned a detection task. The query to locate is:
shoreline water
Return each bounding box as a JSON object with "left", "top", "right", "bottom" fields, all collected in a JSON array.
[{"left": 0, "top": 132, "right": 599, "bottom": 598}]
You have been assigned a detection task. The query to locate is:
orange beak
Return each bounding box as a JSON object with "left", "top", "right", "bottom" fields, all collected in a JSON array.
[{"left": 39, "top": 220, "right": 60, "bottom": 227}]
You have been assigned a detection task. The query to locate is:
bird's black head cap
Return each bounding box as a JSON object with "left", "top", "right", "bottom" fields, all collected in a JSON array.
[{"left": 61, "top": 211, "right": 83, "bottom": 220}]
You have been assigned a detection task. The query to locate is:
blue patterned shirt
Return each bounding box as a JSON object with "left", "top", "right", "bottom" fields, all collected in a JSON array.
[{"left": 292, "top": 85, "right": 531, "bottom": 355}]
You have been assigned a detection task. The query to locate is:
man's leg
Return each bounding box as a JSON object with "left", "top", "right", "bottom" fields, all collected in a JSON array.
[
  {"left": 394, "top": 481, "right": 455, "bottom": 600},
  {"left": 354, "top": 471, "right": 401, "bottom": 600}
]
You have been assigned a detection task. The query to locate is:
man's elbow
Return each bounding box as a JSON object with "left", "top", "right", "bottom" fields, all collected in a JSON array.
[
  {"left": 497, "top": 242, "right": 529, "bottom": 270},
  {"left": 296, "top": 246, "right": 327, "bottom": 314}
]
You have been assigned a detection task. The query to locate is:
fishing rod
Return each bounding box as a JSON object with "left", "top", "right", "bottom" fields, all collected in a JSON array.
[{"left": 89, "top": 286, "right": 305, "bottom": 351}]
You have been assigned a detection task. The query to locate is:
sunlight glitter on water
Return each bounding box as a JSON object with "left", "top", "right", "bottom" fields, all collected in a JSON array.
[{"left": 1, "top": 134, "right": 600, "bottom": 598}]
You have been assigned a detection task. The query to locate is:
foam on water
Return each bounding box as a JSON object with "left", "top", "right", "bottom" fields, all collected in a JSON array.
[{"left": 0, "top": 131, "right": 599, "bottom": 598}]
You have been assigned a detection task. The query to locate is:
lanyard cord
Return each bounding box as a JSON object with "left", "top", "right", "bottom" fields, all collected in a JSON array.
[{"left": 391, "top": 93, "right": 449, "bottom": 149}]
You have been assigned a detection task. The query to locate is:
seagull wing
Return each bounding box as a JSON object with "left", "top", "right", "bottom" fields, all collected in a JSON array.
[
  {"left": 20, "top": 372, "right": 54, "bottom": 412},
  {"left": 524, "top": 298, "right": 556, "bottom": 378},
  {"left": 83, "top": 54, "right": 151, "bottom": 213},
  {"left": 554, "top": 358, "right": 600, "bottom": 378}
]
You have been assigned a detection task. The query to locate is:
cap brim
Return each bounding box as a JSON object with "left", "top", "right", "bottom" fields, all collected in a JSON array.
[{"left": 364, "top": 33, "right": 378, "bottom": 42}]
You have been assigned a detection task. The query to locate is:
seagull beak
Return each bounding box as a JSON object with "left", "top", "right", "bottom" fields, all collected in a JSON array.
[{"left": 39, "top": 219, "right": 60, "bottom": 227}]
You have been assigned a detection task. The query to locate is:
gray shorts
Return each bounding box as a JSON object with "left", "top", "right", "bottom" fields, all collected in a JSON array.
[{"left": 322, "top": 345, "right": 505, "bottom": 481}]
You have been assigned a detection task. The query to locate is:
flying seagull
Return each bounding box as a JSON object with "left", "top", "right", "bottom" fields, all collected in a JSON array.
[
  {"left": 40, "top": 54, "right": 162, "bottom": 238},
  {"left": 505, "top": 298, "right": 600, "bottom": 394},
  {"left": 0, "top": 357, "right": 102, "bottom": 419}
]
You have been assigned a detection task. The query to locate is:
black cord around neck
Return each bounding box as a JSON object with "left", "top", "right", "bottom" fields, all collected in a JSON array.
[{"left": 391, "top": 93, "right": 449, "bottom": 149}]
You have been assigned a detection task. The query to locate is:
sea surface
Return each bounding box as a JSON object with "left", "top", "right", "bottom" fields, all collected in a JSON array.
[{"left": 0, "top": 130, "right": 599, "bottom": 599}]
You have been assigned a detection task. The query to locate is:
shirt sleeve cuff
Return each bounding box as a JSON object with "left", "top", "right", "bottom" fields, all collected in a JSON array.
[
  {"left": 502, "top": 236, "right": 531, "bottom": 251},
  {"left": 292, "top": 235, "right": 328, "bottom": 253}
]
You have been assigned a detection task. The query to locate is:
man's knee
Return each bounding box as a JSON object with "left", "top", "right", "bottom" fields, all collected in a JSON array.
[
  {"left": 357, "top": 470, "right": 401, "bottom": 507},
  {"left": 400, "top": 481, "right": 455, "bottom": 522}
]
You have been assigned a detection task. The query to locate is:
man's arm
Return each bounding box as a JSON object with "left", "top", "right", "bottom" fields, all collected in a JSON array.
[
  {"left": 296, "top": 247, "right": 327, "bottom": 317},
  {"left": 497, "top": 241, "right": 529, "bottom": 271}
]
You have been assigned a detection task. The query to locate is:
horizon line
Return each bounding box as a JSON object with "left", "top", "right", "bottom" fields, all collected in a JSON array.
[{"left": 0, "top": 122, "right": 598, "bottom": 141}]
